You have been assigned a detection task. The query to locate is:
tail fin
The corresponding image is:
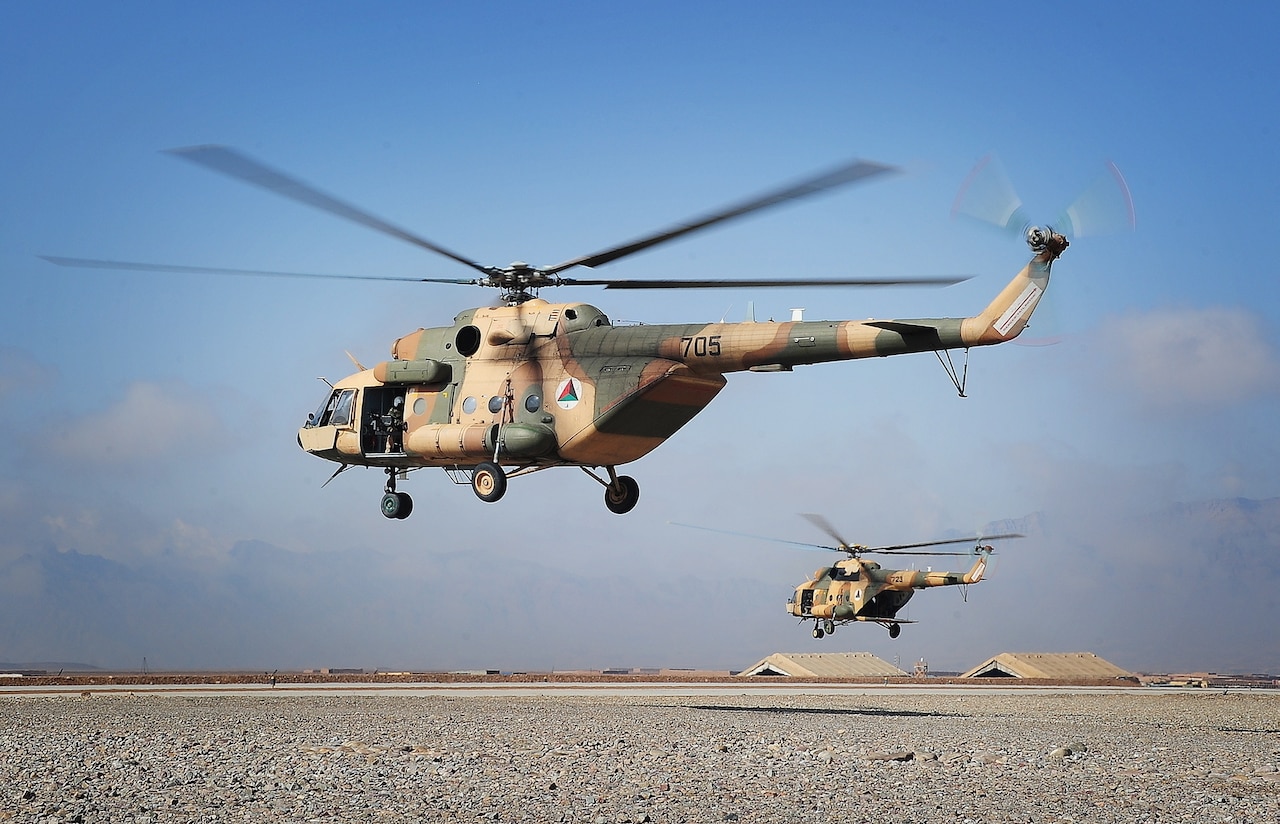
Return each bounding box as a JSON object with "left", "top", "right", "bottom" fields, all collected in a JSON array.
[
  {"left": 962, "top": 546, "right": 994, "bottom": 584},
  {"left": 962, "top": 227, "right": 1067, "bottom": 345}
]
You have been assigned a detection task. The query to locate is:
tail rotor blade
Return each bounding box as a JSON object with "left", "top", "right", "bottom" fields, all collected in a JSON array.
[
  {"left": 950, "top": 153, "right": 1029, "bottom": 236},
  {"left": 1056, "top": 160, "right": 1136, "bottom": 238}
]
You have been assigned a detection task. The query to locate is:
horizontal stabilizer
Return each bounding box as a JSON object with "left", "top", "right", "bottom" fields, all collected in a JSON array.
[{"left": 864, "top": 320, "right": 939, "bottom": 335}]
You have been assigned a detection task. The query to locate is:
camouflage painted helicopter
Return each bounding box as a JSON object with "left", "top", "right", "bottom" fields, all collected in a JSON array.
[
  {"left": 44, "top": 147, "right": 1069, "bottom": 519},
  {"left": 676, "top": 515, "right": 1021, "bottom": 638}
]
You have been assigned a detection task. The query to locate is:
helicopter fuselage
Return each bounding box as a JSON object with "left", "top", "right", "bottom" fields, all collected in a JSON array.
[
  {"left": 789, "top": 551, "right": 990, "bottom": 638},
  {"left": 299, "top": 243, "right": 1058, "bottom": 478}
]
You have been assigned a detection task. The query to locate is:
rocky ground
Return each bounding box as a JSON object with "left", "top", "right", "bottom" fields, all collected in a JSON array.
[{"left": 1, "top": 689, "right": 1277, "bottom": 822}]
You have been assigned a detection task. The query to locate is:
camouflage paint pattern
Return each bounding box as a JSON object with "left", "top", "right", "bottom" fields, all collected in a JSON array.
[
  {"left": 787, "top": 550, "right": 991, "bottom": 625},
  {"left": 299, "top": 235, "right": 1061, "bottom": 472}
]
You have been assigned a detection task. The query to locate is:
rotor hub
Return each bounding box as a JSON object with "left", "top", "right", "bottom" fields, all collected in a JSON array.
[
  {"left": 1026, "top": 226, "right": 1069, "bottom": 260},
  {"left": 484, "top": 262, "right": 558, "bottom": 303}
]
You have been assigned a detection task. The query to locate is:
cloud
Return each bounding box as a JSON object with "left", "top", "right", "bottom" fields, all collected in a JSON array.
[
  {"left": 1092, "top": 306, "right": 1280, "bottom": 412},
  {"left": 0, "top": 476, "right": 231, "bottom": 566},
  {"left": 47, "top": 381, "right": 226, "bottom": 466},
  {"left": 40, "top": 508, "right": 230, "bottom": 562}
]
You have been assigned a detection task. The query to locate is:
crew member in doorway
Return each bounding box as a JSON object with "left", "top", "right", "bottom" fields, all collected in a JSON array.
[{"left": 381, "top": 395, "right": 406, "bottom": 452}]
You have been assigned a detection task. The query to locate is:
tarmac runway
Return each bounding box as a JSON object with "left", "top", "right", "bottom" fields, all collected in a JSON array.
[{"left": 0, "top": 679, "right": 1228, "bottom": 698}]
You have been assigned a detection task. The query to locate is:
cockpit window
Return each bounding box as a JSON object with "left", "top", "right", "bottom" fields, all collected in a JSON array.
[
  {"left": 306, "top": 388, "right": 356, "bottom": 428},
  {"left": 307, "top": 390, "right": 337, "bottom": 428},
  {"left": 329, "top": 389, "right": 356, "bottom": 426}
]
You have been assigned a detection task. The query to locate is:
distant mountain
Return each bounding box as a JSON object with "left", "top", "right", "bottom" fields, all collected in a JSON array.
[{"left": 1157, "top": 497, "right": 1280, "bottom": 565}]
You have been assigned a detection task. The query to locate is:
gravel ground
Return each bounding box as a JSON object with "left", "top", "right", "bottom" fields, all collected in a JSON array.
[{"left": 2, "top": 689, "right": 1277, "bottom": 822}]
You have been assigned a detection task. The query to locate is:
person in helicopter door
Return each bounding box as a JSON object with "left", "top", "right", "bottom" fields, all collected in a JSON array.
[{"left": 379, "top": 394, "right": 406, "bottom": 453}]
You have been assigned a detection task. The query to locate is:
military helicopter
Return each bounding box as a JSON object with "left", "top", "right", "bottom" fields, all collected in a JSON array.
[
  {"left": 44, "top": 147, "right": 1069, "bottom": 519},
  {"left": 676, "top": 515, "right": 1022, "bottom": 638}
]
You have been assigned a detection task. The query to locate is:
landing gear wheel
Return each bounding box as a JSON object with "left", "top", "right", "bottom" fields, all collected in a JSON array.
[
  {"left": 888, "top": 623, "right": 902, "bottom": 639},
  {"left": 823, "top": 619, "right": 836, "bottom": 635},
  {"left": 381, "top": 491, "right": 413, "bottom": 520},
  {"left": 394, "top": 492, "right": 412, "bottom": 519},
  {"left": 472, "top": 462, "right": 507, "bottom": 503},
  {"left": 812, "top": 626, "right": 825, "bottom": 639},
  {"left": 604, "top": 475, "right": 640, "bottom": 514}
]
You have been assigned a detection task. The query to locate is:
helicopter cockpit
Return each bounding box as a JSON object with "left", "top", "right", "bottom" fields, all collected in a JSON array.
[
  {"left": 306, "top": 387, "right": 355, "bottom": 429},
  {"left": 303, "top": 383, "right": 413, "bottom": 458}
]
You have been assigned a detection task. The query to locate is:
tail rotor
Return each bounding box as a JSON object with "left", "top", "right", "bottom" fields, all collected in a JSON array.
[{"left": 952, "top": 153, "right": 1136, "bottom": 345}]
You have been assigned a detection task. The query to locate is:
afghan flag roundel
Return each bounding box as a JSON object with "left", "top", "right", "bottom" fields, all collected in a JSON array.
[{"left": 555, "top": 377, "right": 581, "bottom": 410}]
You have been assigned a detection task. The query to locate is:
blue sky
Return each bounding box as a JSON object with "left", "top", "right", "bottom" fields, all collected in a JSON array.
[{"left": 2, "top": 2, "right": 1279, "bottom": 674}]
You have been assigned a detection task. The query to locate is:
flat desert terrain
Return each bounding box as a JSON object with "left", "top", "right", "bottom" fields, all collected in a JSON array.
[{"left": 2, "top": 685, "right": 1277, "bottom": 822}]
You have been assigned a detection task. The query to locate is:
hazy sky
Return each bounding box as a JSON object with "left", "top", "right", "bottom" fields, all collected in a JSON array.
[{"left": 3, "top": 2, "right": 1278, "bottom": 674}]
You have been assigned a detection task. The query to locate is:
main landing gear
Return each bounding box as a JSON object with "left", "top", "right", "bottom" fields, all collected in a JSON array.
[
  {"left": 810, "top": 619, "right": 902, "bottom": 639},
  {"left": 470, "top": 462, "right": 637, "bottom": 512},
  {"left": 471, "top": 461, "right": 508, "bottom": 503},
  {"left": 578, "top": 465, "right": 641, "bottom": 514},
  {"left": 381, "top": 463, "right": 641, "bottom": 516},
  {"left": 604, "top": 473, "right": 640, "bottom": 514},
  {"left": 380, "top": 467, "right": 413, "bottom": 520}
]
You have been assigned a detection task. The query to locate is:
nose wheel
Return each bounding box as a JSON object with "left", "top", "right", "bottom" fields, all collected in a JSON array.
[
  {"left": 888, "top": 623, "right": 901, "bottom": 639},
  {"left": 381, "top": 491, "right": 413, "bottom": 519},
  {"left": 380, "top": 468, "right": 413, "bottom": 519}
]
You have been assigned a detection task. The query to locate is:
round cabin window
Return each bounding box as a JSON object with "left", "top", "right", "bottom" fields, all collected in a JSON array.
[{"left": 461, "top": 396, "right": 477, "bottom": 414}]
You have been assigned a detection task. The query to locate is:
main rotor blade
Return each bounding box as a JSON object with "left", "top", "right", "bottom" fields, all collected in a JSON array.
[
  {"left": 867, "top": 533, "right": 1023, "bottom": 554},
  {"left": 559, "top": 276, "right": 970, "bottom": 290},
  {"left": 668, "top": 521, "right": 841, "bottom": 553},
  {"left": 545, "top": 158, "right": 898, "bottom": 275},
  {"left": 868, "top": 550, "right": 990, "bottom": 557},
  {"left": 165, "top": 145, "right": 492, "bottom": 277},
  {"left": 40, "top": 256, "right": 477, "bottom": 285},
  {"left": 800, "top": 513, "right": 858, "bottom": 549},
  {"left": 672, "top": 520, "right": 1021, "bottom": 557}
]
